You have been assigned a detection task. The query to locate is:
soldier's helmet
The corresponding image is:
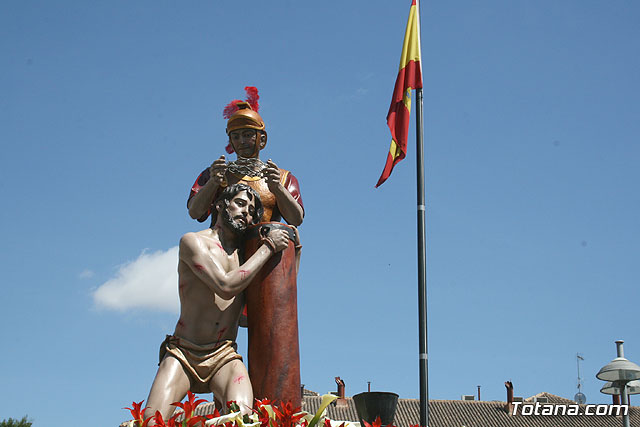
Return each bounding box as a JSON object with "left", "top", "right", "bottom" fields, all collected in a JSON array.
[
  {"left": 226, "top": 101, "right": 265, "bottom": 135},
  {"left": 222, "top": 87, "right": 266, "bottom": 154}
]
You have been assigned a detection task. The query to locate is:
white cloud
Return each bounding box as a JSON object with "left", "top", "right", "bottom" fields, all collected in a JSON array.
[
  {"left": 93, "top": 246, "right": 179, "bottom": 313},
  {"left": 78, "top": 269, "right": 95, "bottom": 279}
]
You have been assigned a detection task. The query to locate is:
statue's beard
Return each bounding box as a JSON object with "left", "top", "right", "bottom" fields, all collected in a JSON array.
[{"left": 221, "top": 207, "right": 248, "bottom": 235}]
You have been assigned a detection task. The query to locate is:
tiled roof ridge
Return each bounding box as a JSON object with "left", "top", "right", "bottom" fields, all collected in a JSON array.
[
  {"left": 302, "top": 388, "right": 320, "bottom": 397},
  {"left": 529, "top": 392, "right": 547, "bottom": 398},
  {"left": 524, "top": 391, "right": 577, "bottom": 404}
]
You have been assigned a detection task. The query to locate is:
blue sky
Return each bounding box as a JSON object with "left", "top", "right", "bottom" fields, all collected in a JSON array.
[{"left": 2, "top": 1, "right": 640, "bottom": 426}]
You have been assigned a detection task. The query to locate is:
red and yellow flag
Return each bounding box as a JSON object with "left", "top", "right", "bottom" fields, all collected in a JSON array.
[{"left": 376, "top": 0, "right": 423, "bottom": 187}]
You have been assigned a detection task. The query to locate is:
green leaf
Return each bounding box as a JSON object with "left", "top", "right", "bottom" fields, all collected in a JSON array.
[{"left": 307, "top": 394, "right": 338, "bottom": 427}]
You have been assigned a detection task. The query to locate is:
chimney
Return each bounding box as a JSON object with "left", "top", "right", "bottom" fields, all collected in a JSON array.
[
  {"left": 505, "top": 381, "right": 514, "bottom": 414},
  {"left": 334, "top": 377, "right": 349, "bottom": 408},
  {"left": 335, "top": 377, "right": 346, "bottom": 398},
  {"left": 477, "top": 385, "right": 481, "bottom": 401}
]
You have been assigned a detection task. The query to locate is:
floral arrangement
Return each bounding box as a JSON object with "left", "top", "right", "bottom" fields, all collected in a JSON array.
[{"left": 123, "top": 392, "right": 385, "bottom": 427}]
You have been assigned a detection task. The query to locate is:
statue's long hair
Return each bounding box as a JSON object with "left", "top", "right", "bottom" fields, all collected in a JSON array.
[{"left": 216, "top": 183, "right": 263, "bottom": 226}]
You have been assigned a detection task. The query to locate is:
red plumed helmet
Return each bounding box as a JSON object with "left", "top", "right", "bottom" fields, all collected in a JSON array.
[
  {"left": 222, "top": 87, "right": 266, "bottom": 154},
  {"left": 222, "top": 87, "right": 260, "bottom": 119}
]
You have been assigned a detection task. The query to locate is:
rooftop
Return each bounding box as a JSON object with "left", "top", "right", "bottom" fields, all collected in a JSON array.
[{"left": 122, "top": 392, "right": 638, "bottom": 427}]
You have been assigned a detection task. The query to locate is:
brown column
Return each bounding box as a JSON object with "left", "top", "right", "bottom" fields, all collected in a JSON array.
[{"left": 244, "top": 223, "right": 301, "bottom": 407}]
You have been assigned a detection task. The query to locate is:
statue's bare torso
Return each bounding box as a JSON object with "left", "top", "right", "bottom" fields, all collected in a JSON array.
[{"left": 175, "top": 228, "right": 244, "bottom": 344}]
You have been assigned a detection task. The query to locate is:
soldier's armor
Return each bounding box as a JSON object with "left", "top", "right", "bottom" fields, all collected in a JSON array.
[
  {"left": 222, "top": 169, "right": 291, "bottom": 223},
  {"left": 188, "top": 166, "right": 303, "bottom": 226}
]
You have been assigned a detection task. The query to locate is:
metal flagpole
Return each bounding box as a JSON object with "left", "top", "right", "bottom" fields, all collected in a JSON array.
[{"left": 414, "top": 1, "right": 429, "bottom": 426}]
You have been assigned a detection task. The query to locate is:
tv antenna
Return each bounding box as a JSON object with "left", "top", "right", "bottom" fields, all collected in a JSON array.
[{"left": 574, "top": 353, "right": 586, "bottom": 404}]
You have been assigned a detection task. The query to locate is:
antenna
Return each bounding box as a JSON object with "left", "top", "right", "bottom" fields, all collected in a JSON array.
[{"left": 574, "top": 353, "right": 586, "bottom": 404}]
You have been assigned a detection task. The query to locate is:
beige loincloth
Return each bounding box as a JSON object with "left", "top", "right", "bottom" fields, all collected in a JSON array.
[{"left": 159, "top": 335, "right": 243, "bottom": 393}]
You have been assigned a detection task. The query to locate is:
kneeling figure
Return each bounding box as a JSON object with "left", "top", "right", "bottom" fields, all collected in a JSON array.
[{"left": 144, "top": 183, "right": 289, "bottom": 423}]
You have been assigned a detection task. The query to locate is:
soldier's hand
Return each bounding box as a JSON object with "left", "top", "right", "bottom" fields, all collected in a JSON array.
[
  {"left": 209, "top": 155, "right": 227, "bottom": 184},
  {"left": 266, "top": 229, "right": 289, "bottom": 252},
  {"left": 264, "top": 159, "right": 282, "bottom": 191}
]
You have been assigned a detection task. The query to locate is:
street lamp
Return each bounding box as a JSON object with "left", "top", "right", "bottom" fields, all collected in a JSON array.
[
  {"left": 601, "top": 380, "right": 640, "bottom": 395},
  {"left": 597, "top": 340, "right": 640, "bottom": 427},
  {"left": 601, "top": 380, "right": 640, "bottom": 400}
]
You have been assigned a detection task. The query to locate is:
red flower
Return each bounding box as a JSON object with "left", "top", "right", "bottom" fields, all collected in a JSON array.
[
  {"left": 153, "top": 411, "right": 167, "bottom": 427},
  {"left": 255, "top": 398, "right": 273, "bottom": 408},
  {"left": 363, "top": 416, "right": 383, "bottom": 427},
  {"left": 153, "top": 411, "right": 184, "bottom": 427},
  {"left": 254, "top": 404, "right": 272, "bottom": 427},
  {"left": 186, "top": 416, "right": 207, "bottom": 427},
  {"left": 273, "top": 401, "right": 304, "bottom": 427},
  {"left": 363, "top": 418, "right": 396, "bottom": 427},
  {"left": 171, "top": 390, "right": 208, "bottom": 421},
  {"left": 204, "top": 408, "right": 222, "bottom": 420},
  {"left": 323, "top": 420, "right": 345, "bottom": 427},
  {"left": 124, "top": 400, "right": 152, "bottom": 427}
]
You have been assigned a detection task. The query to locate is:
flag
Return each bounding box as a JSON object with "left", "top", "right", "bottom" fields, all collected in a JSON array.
[{"left": 376, "top": 0, "right": 423, "bottom": 187}]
